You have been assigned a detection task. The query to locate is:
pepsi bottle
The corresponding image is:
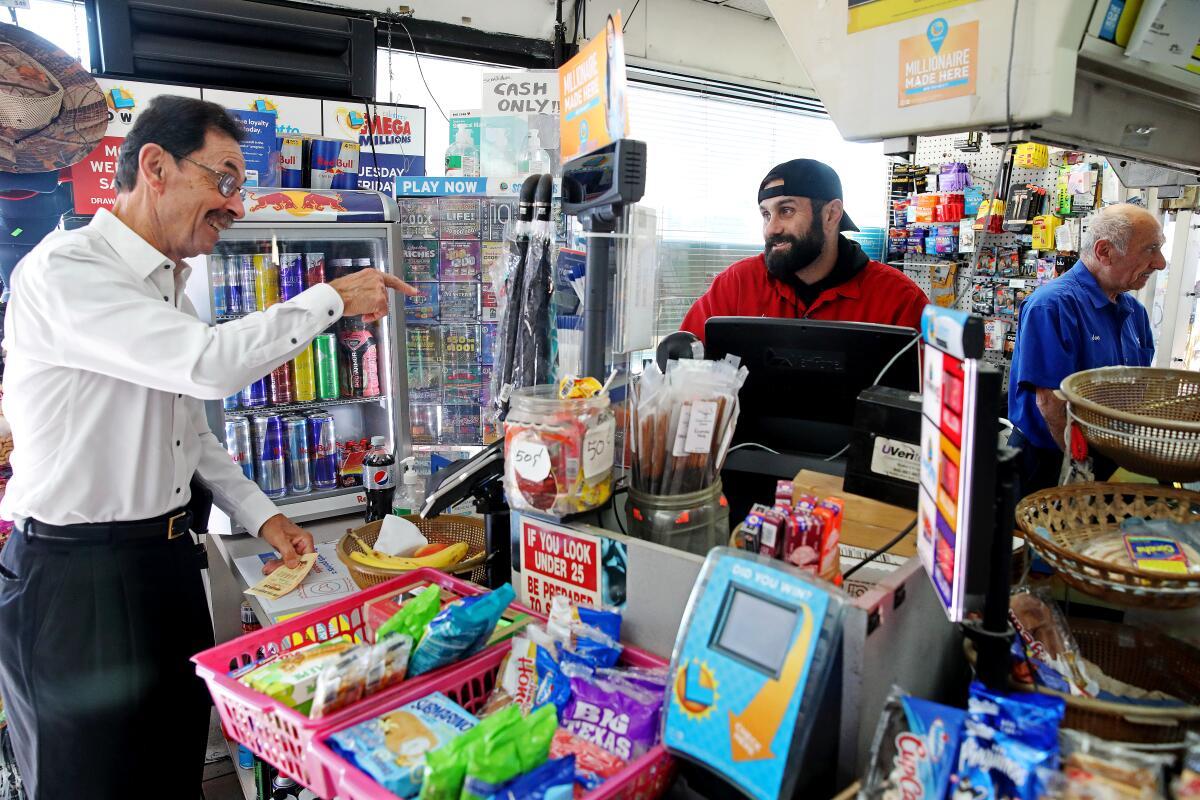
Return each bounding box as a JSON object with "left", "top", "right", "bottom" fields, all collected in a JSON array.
[{"left": 363, "top": 435, "right": 395, "bottom": 523}]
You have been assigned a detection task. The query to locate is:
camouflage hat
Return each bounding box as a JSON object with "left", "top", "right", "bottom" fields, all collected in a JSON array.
[{"left": 0, "top": 23, "right": 107, "bottom": 174}]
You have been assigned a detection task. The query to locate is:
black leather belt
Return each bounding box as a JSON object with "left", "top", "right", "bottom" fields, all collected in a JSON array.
[{"left": 23, "top": 508, "right": 193, "bottom": 545}]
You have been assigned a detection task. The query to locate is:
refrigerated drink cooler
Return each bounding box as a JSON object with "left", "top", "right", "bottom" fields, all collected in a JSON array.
[{"left": 184, "top": 188, "right": 410, "bottom": 532}]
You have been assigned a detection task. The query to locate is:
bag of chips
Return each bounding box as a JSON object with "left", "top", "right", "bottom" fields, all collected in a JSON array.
[
  {"left": 560, "top": 672, "right": 663, "bottom": 761},
  {"left": 408, "top": 584, "right": 515, "bottom": 677}
]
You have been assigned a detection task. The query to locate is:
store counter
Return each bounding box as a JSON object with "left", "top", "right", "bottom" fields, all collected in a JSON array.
[{"left": 204, "top": 513, "right": 362, "bottom": 644}]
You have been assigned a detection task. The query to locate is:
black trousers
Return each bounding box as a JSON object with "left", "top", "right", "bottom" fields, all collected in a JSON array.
[{"left": 0, "top": 525, "right": 214, "bottom": 799}]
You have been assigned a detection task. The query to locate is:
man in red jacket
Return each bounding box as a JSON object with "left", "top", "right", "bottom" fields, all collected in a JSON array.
[{"left": 681, "top": 159, "right": 928, "bottom": 343}]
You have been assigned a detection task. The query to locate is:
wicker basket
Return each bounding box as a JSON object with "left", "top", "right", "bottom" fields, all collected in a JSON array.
[
  {"left": 1015, "top": 483, "right": 1200, "bottom": 608},
  {"left": 336, "top": 515, "right": 488, "bottom": 589},
  {"left": 1060, "top": 367, "right": 1200, "bottom": 482},
  {"left": 970, "top": 619, "right": 1200, "bottom": 746}
]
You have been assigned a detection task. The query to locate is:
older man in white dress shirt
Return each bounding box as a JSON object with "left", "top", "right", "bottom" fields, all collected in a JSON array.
[{"left": 0, "top": 95, "right": 415, "bottom": 799}]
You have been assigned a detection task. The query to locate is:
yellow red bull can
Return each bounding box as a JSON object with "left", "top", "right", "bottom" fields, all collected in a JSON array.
[
  {"left": 253, "top": 254, "right": 279, "bottom": 310},
  {"left": 292, "top": 344, "right": 317, "bottom": 403}
]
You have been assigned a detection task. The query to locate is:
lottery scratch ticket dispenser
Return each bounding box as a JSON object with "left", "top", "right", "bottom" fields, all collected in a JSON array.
[{"left": 664, "top": 547, "right": 848, "bottom": 800}]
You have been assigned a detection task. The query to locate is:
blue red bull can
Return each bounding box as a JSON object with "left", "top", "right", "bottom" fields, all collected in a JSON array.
[
  {"left": 306, "top": 411, "right": 339, "bottom": 491},
  {"left": 279, "top": 252, "right": 305, "bottom": 301},
  {"left": 224, "top": 256, "right": 243, "bottom": 314},
  {"left": 240, "top": 377, "right": 268, "bottom": 409},
  {"left": 223, "top": 394, "right": 240, "bottom": 411},
  {"left": 305, "top": 136, "right": 360, "bottom": 190},
  {"left": 283, "top": 415, "right": 312, "bottom": 495},
  {"left": 224, "top": 416, "right": 254, "bottom": 481},
  {"left": 277, "top": 136, "right": 304, "bottom": 188},
  {"left": 252, "top": 414, "right": 287, "bottom": 499}
]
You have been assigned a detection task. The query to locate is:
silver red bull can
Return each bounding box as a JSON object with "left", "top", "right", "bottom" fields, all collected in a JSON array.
[
  {"left": 283, "top": 415, "right": 312, "bottom": 495},
  {"left": 279, "top": 252, "right": 305, "bottom": 301},
  {"left": 306, "top": 411, "right": 339, "bottom": 491},
  {"left": 224, "top": 416, "right": 254, "bottom": 481},
  {"left": 252, "top": 414, "right": 287, "bottom": 499}
]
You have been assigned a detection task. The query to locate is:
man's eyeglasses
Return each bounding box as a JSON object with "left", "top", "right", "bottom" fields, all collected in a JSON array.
[{"left": 172, "top": 153, "right": 246, "bottom": 200}]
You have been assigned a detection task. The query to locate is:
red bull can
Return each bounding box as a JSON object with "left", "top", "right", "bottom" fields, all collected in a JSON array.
[
  {"left": 305, "top": 252, "right": 326, "bottom": 286},
  {"left": 253, "top": 254, "right": 279, "bottom": 310},
  {"left": 224, "top": 416, "right": 254, "bottom": 481},
  {"left": 277, "top": 136, "right": 304, "bottom": 188},
  {"left": 211, "top": 257, "right": 228, "bottom": 316},
  {"left": 269, "top": 361, "right": 294, "bottom": 406},
  {"left": 224, "top": 256, "right": 243, "bottom": 314},
  {"left": 306, "top": 411, "right": 339, "bottom": 491},
  {"left": 240, "top": 377, "right": 268, "bottom": 409},
  {"left": 304, "top": 136, "right": 360, "bottom": 190},
  {"left": 237, "top": 255, "right": 257, "bottom": 312},
  {"left": 313, "top": 334, "right": 340, "bottom": 400},
  {"left": 279, "top": 252, "right": 305, "bottom": 301},
  {"left": 292, "top": 344, "right": 317, "bottom": 403},
  {"left": 283, "top": 415, "right": 312, "bottom": 495},
  {"left": 252, "top": 414, "right": 287, "bottom": 499}
]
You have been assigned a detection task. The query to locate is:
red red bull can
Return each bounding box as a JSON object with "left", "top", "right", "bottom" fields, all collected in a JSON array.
[
  {"left": 304, "top": 136, "right": 360, "bottom": 190},
  {"left": 305, "top": 252, "right": 326, "bottom": 286},
  {"left": 269, "top": 362, "right": 294, "bottom": 405},
  {"left": 279, "top": 252, "right": 304, "bottom": 301},
  {"left": 306, "top": 411, "right": 339, "bottom": 491},
  {"left": 277, "top": 136, "right": 304, "bottom": 188}
]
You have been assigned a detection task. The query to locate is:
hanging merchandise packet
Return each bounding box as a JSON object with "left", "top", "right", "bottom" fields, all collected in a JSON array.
[
  {"left": 245, "top": 553, "right": 317, "bottom": 599},
  {"left": 954, "top": 682, "right": 1065, "bottom": 800},
  {"left": 860, "top": 689, "right": 966, "bottom": 800},
  {"left": 407, "top": 584, "right": 515, "bottom": 677}
]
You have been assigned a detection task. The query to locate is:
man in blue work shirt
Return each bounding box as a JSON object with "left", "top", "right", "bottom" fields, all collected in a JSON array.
[{"left": 1008, "top": 203, "right": 1164, "bottom": 494}]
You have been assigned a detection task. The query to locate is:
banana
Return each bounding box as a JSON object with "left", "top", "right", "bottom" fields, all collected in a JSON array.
[{"left": 350, "top": 541, "right": 470, "bottom": 571}]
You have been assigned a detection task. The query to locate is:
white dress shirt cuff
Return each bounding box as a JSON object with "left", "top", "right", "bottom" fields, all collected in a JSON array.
[
  {"left": 300, "top": 282, "right": 345, "bottom": 322},
  {"left": 237, "top": 493, "right": 280, "bottom": 538}
]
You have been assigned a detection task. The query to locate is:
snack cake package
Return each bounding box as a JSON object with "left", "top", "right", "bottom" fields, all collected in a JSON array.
[
  {"left": 861, "top": 690, "right": 966, "bottom": 800},
  {"left": 327, "top": 691, "right": 478, "bottom": 799}
]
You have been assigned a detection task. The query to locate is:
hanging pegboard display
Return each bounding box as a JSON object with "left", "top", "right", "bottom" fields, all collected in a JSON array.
[{"left": 889, "top": 132, "right": 1105, "bottom": 391}]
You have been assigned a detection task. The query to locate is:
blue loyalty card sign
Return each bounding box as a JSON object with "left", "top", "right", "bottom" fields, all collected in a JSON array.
[{"left": 664, "top": 550, "right": 835, "bottom": 800}]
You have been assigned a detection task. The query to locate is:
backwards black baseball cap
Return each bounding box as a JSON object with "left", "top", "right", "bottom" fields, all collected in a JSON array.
[{"left": 758, "top": 158, "right": 859, "bottom": 232}]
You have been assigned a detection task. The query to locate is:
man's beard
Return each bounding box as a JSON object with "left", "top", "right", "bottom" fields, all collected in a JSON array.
[{"left": 764, "top": 219, "right": 826, "bottom": 280}]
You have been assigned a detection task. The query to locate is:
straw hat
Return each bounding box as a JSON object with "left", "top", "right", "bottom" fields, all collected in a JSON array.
[{"left": 0, "top": 22, "right": 107, "bottom": 174}]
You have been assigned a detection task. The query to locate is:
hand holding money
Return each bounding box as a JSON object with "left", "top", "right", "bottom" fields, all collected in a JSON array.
[{"left": 245, "top": 553, "right": 318, "bottom": 600}]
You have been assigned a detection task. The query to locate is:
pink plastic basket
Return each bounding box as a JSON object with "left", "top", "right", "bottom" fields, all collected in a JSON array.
[
  {"left": 192, "top": 568, "right": 524, "bottom": 798},
  {"left": 313, "top": 643, "right": 676, "bottom": 800}
]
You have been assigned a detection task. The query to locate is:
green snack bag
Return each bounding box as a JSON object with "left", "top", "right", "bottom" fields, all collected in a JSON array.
[
  {"left": 377, "top": 584, "right": 442, "bottom": 646},
  {"left": 460, "top": 703, "right": 558, "bottom": 800},
  {"left": 515, "top": 704, "right": 558, "bottom": 771},
  {"left": 420, "top": 704, "right": 520, "bottom": 800}
]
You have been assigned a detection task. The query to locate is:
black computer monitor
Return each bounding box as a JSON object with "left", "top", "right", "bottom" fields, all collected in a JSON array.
[{"left": 705, "top": 317, "right": 921, "bottom": 458}]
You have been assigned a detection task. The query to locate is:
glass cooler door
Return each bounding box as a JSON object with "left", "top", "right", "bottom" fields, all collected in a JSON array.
[{"left": 185, "top": 221, "right": 409, "bottom": 531}]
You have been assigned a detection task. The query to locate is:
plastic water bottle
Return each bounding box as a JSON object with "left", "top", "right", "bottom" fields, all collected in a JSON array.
[
  {"left": 518, "top": 129, "right": 551, "bottom": 178},
  {"left": 363, "top": 436, "right": 395, "bottom": 523},
  {"left": 444, "top": 127, "right": 479, "bottom": 177}
]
